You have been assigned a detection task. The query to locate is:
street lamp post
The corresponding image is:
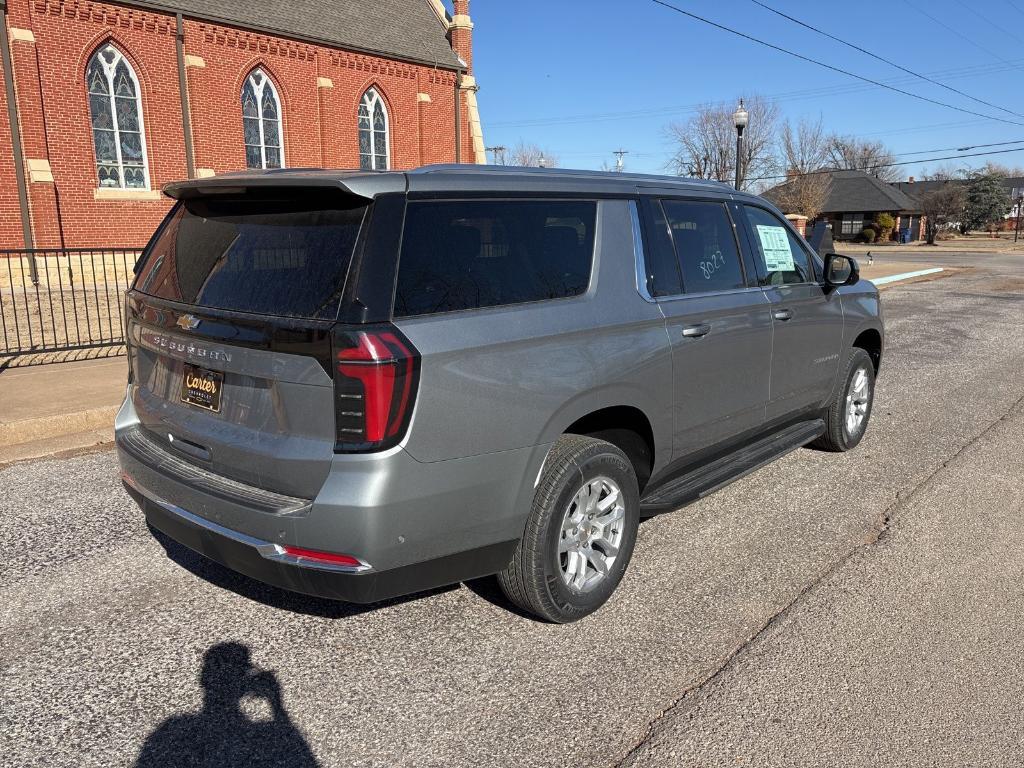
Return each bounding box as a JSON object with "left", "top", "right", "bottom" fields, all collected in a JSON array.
[{"left": 732, "top": 99, "right": 748, "bottom": 191}]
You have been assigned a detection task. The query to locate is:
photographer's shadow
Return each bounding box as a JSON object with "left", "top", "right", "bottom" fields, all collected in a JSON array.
[{"left": 135, "top": 642, "right": 320, "bottom": 767}]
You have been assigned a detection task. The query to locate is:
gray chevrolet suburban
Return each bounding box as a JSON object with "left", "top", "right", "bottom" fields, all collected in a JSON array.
[{"left": 117, "top": 165, "right": 882, "bottom": 622}]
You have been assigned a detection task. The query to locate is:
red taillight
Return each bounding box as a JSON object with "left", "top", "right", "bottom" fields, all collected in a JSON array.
[
  {"left": 332, "top": 325, "right": 420, "bottom": 451},
  {"left": 281, "top": 545, "right": 365, "bottom": 568}
]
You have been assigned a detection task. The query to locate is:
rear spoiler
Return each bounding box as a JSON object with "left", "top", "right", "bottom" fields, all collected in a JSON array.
[{"left": 163, "top": 171, "right": 407, "bottom": 201}]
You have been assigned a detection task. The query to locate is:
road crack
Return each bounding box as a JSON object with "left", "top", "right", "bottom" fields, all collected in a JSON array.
[{"left": 613, "top": 390, "right": 1024, "bottom": 768}]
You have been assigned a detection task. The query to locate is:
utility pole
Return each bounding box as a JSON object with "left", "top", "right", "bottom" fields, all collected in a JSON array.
[
  {"left": 485, "top": 145, "right": 507, "bottom": 165},
  {"left": 1016, "top": 194, "right": 1023, "bottom": 243},
  {"left": 612, "top": 148, "right": 629, "bottom": 172}
]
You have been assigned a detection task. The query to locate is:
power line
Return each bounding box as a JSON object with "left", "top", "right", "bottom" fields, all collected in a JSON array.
[
  {"left": 650, "top": 0, "right": 1024, "bottom": 129},
  {"left": 894, "top": 138, "right": 1024, "bottom": 156},
  {"left": 749, "top": 145, "right": 1024, "bottom": 183},
  {"left": 892, "top": 139, "right": 1024, "bottom": 156},
  {"left": 750, "top": 139, "right": 1024, "bottom": 180},
  {"left": 489, "top": 57, "right": 1024, "bottom": 130},
  {"left": 558, "top": 138, "right": 1024, "bottom": 166},
  {"left": 749, "top": 0, "right": 1024, "bottom": 120},
  {"left": 951, "top": 0, "right": 1024, "bottom": 47},
  {"left": 903, "top": 0, "right": 1024, "bottom": 72},
  {"left": 860, "top": 118, "right": 986, "bottom": 139}
]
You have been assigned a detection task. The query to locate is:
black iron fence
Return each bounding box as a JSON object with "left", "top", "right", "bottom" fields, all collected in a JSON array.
[{"left": 1, "top": 248, "right": 141, "bottom": 357}]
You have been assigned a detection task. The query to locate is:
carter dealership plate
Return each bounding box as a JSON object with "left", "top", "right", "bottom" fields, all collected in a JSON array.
[{"left": 180, "top": 363, "right": 223, "bottom": 413}]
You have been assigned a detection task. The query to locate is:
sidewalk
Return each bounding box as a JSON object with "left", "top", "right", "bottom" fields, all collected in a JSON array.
[
  {"left": 0, "top": 356, "right": 126, "bottom": 464},
  {"left": 843, "top": 236, "right": 1024, "bottom": 255}
]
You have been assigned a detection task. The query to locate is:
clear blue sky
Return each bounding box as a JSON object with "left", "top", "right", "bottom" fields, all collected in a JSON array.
[{"left": 469, "top": 0, "right": 1024, "bottom": 178}]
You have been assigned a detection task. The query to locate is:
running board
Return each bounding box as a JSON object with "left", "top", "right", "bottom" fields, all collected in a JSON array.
[{"left": 640, "top": 419, "right": 825, "bottom": 514}]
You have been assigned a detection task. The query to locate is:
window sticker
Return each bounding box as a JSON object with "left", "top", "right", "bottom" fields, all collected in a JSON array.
[{"left": 755, "top": 224, "right": 795, "bottom": 272}]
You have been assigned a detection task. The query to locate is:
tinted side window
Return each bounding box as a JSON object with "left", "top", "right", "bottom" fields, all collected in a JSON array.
[
  {"left": 661, "top": 200, "right": 745, "bottom": 293},
  {"left": 394, "top": 200, "right": 595, "bottom": 317},
  {"left": 639, "top": 199, "right": 683, "bottom": 297},
  {"left": 742, "top": 206, "right": 813, "bottom": 285}
]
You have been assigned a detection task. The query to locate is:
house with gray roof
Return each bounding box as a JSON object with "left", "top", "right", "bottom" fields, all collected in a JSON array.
[
  {"left": 893, "top": 175, "right": 1024, "bottom": 203},
  {"left": 893, "top": 176, "right": 1024, "bottom": 231},
  {"left": 767, "top": 169, "right": 925, "bottom": 242}
]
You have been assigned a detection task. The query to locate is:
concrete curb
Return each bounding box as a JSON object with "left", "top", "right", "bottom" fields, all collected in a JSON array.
[
  {"left": 0, "top": 406, "right": 118, "bottom": 448},
  {"left": 873, "top": 268, "right": 944, "bottom": 285},
  {"left": 0, "top": 428, "right": 114, "bottom": 467},
  {"left": 872, "top": 267, "right": 962, "bottom": 291}
]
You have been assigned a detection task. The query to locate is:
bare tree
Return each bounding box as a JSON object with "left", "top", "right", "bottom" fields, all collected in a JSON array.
[
  {"left": 780, "top": 117, "right": 829, "bottom": 174},
  {"left": 766, "top": 172, "right": 832, "bottom": 221},
  {"left": 919, "top": 163, "right": 968, "bottom": 182},
  {"left": 919, "top": 183, "right": 966, "bottom": 243},
  {"left": 978, "top": 161, "right": 1024, "bottom": 178},
  {"left": 826, "top": 135, "right": 900, "bottom": 182},
  {"left": 764, "top": 118, "right": 833, "bottom": 219},
  {"left": 507, "top": 142, "right": 559, "bottom": 168},
  {"left": 666, "top": 95, "right": 779, "bottom": 190}
]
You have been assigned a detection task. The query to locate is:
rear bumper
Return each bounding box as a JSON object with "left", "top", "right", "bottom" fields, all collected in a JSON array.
[
  {"left": 116, "top": 395, "right": 544, "bottom": 603},
  {"left": 125, "top": 478, "right": 515, "bottom": 603}
]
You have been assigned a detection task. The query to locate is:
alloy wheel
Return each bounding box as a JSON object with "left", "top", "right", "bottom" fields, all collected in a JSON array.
[
  {"left": 558, "top": 476, "right": 626, "bottom": 593},
  {"left": 846, "top": 367, "right": 871, "bottom": 437}
]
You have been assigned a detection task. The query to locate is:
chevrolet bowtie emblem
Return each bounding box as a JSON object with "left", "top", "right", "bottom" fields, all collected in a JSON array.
[{"left": 176, "top": 314, "right": 201, "bottom": 331}]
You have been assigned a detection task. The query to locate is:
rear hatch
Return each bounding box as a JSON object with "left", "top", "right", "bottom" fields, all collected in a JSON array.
[{"left": 126, "top": 185, "right": 385, "bottom": 499}]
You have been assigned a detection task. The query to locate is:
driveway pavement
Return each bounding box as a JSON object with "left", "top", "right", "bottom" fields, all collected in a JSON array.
[
  {"left": 1, "top": 255, "right": 1022, "bottom": 767},
  {"left": 624, "top": 393, "right": 1024, "bottom": 767}
]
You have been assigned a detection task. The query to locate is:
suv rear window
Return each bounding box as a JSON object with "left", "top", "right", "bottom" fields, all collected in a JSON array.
[
  {"left": 134, "top": 190, "right": 367, "bottom": 319},
  {"left": 394, "top": 200, "right": 596, "bottom": 318}
]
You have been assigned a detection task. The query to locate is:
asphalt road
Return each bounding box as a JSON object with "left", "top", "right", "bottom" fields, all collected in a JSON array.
[{"left": 2, "top": 254, "right": 1023, "bottom": 767}]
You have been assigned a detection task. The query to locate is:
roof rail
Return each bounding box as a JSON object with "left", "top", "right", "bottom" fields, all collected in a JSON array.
[{"left": 412, "top": 163, "right": 736, "bottom": 189}]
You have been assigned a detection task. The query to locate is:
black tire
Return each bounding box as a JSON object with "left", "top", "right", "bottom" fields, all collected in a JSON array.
[
  {"left": 497, "top": 435, "right": 640, "bottom": 623},
  {"left": 813, "top": 347, "right": 875, "bottom": 452}
]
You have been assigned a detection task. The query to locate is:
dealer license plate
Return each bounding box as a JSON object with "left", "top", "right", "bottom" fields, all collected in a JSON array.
[{"left": 180, "top": 363, "right": 223, "bottom": 413}]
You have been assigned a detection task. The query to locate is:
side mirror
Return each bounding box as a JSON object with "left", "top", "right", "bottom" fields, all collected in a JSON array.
[{"left": 824, "top": 253, "right": 859, "bottom": 289}]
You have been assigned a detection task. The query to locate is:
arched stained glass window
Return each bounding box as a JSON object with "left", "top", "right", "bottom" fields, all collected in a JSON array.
[
  {"left": 242, "top": 69, "right": 284, "bottom": 169},
  {"left": 358, "top": 88, "right": 389, "bottom": 170},
  {"left": 86, "top": 44, "right": 149, "bottom": 189}
]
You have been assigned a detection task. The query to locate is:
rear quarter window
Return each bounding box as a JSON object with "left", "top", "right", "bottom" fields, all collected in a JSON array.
[{"left": 393, "top": 199, "right": 596, "bottom": 318}]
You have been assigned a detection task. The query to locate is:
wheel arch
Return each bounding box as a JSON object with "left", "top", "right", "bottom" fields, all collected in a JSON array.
[
  {"left": 562, "top": 405, "right": 657, "bottom": 493},
  {"left": 852, "top": 326, "right": 883, "bottom": 374},
  {"left": 532, "top": 386, "right": 667, "bottom": 495}
]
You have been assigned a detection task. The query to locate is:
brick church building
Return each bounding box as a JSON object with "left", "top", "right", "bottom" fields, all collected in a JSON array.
[{"left": 0, "top": 0, "right": 485, "bottom": 249}]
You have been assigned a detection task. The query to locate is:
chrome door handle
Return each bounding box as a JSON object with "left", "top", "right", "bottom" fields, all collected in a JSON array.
[
  {"left": 682, "top": 323, "right": 712, "bottom": 338},
  {"left": 773, "top": 308, "right": 793, "bottom": 321}
]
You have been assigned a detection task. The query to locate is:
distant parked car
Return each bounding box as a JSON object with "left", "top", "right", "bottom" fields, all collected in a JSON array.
[{"left": 117, "top": 165, "right": 883, "bottom": 622}]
